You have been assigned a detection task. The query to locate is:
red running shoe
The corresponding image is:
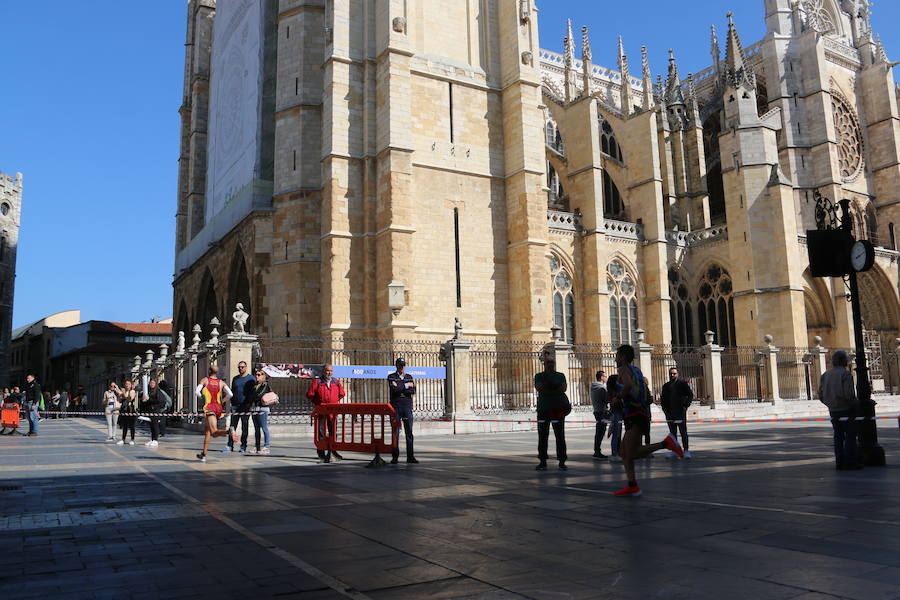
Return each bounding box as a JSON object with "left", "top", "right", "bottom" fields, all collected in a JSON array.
[
  {"left": 663, "top": 433, "right": 684, "bottom": 458},
  {"left": 614, "top": 484, "right": 642, "bottom": 497}
]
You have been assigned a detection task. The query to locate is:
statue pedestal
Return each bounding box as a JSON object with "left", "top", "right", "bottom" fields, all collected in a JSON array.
[{"left": 221, "top": 333, "right": 259, "bottom": 391}]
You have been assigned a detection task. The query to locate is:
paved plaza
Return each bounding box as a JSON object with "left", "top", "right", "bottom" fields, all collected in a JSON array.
[{"left": 1, "top": 417, "right": 900, "bottom": 599}]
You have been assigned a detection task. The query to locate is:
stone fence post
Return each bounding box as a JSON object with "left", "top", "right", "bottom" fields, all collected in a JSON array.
[
  {"left": 764, "top": 334, "right": 781, "bottom": 402},
  {"left": 701, "top": 330, "right": 724, "bottom": 407},
  {"left": 810, "top": 336, "right": 828, "bottom": 397},
  {"left": 443, "top": 338, "right": 474, "bottom": 418},
  {"left": 634, "top": 329, "right": 653, "bottom": 393}
]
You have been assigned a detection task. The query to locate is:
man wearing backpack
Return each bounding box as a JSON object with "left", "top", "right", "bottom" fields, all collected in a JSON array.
[
  {"left": 613, "top": 345, "right": 683, "bottom": 497},
  {"left": 660, "top": 367, "right": 694, "bottom": 459}
]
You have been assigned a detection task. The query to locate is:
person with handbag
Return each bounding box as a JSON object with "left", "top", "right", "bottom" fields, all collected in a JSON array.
[
  {"left": 103, "top": 382, "right": 121, "bottom": 441},
  {"left": 533, "top": 355, "right": 570, "bottom": 471},
  {"left": 114, "top": 380, "right": 138, "bottom": 445},
  {"left": 307, "top": 364, "right": 345, "bottom": 463},
  {"left": 660, "top": 367, "right": 694, "bottom": 459},
  {"left": 247, "top": 368, "right": 275, "bottom": 455}
]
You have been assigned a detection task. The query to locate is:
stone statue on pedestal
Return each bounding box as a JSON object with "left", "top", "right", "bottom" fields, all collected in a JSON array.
[
  {"left": 176, "top": 331, "right": 186, "bottom": 354},
  {"left": 232, "top": 303, "right": 249, "bottom": 334}
]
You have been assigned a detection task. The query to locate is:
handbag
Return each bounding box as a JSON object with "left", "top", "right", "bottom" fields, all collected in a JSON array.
[{"left": 260, "top": 391, "right": 280, "bottom": 406}]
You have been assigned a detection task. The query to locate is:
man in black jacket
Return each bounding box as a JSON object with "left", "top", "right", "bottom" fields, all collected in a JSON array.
[
  {"left": 23, "top": 373, "right": 42, "bottom": 437},
  {"left": 660, "top": 367, "right": 693, "bottom": 458}
]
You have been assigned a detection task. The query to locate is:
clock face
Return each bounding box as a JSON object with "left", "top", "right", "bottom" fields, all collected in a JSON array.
[{"left": 850, "top": 241, "right": 871, "bottom": 272}]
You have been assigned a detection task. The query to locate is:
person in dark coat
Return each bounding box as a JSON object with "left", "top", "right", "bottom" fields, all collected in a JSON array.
[
  {"left": 388, "top": 357, "right": 417, "bottom": 464},
  {"left": 659, "top": 367, "right": 694, "bottom": 459},
  {"left": 23, "top": 374, "right": 42, "bottom": 436}
]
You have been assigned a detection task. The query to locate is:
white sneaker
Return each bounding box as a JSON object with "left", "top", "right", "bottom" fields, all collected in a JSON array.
[
  {"left": 683, "top": 450, "right": 693, "bottom": 459},
  {"left": 609, "top": 455, "right": 622, "bottom": 462},
  {"left": 129, "top": 440, "right": 135, "bottom": 446},
  {"left": 116, "top": 440, "right": 124, "bottom": 445},
  {"left": 150, "top": 440, "right": 159, "bottom": 448},
  {"left": 145, "top": 440, "right": 153, "bottom": 446},
  {"left": 664, "top": 451, "right": 676, "bottom": 459},
  {"left": 246, "top": 448, "right": 257, "bottom": 455},
  {"left": 221, "top": 446, "right": 233, "bottom": 453},
  {"left": 261, "top": 447, "right": 270, "bottom": 455}
]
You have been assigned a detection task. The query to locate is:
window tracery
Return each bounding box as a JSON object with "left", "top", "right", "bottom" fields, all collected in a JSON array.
[
  {"left": 608, "top": 259, "right": 638, "bottom": 347},
  {"left": 598, "top": 114, "right": 623, "bottom": 162},
  {"left": 550, "top": 255, "right": 575, "bottom": 343},
  {"left": 696, "top": 264, "right": 736, "bottom": 347},
  {"left": 831, "top": 90, "right": 864, "bottom": 181},
  {"left": 668, "top": 268, "right": 694, "bottom": 348}
]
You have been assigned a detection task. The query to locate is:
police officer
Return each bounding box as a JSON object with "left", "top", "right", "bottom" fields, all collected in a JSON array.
[{"left": 387, "top": 357, "right": 417, "bottom": 464}]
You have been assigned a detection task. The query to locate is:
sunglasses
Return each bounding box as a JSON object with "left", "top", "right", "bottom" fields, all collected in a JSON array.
[{"left": 254, "top": 372, "right": 264, "bottom": 376}]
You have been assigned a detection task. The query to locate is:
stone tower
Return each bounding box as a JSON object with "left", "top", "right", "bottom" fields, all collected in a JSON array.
[{"left": 0, "top": 172, "right": 22, "bottom": 385}]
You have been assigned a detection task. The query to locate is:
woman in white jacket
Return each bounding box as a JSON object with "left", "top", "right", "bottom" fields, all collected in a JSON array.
[{"left": 103, "top": 382, "right": 120, "bottom": 441}]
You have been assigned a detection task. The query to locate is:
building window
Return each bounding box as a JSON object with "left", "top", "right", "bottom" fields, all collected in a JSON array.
[
  {"left": 0, "top": 203, "right": 9, "bottom": 216},
  {"left": 696, "top": 264, "right": 736, "bottom": 347},
  {"left": 668, "top": 268, "right": 694, "bottom": 348},
  {"left": 550, "top": 255, "right": 575, "bottom": 343},
  {"left": 599, "top": 114, "right": 623, "bottom": 161},
  {"left": 608, "top": 259, "right": 638, "bottom": 346},
  {"left": 889, "top": 223, "right": 896, "bottom": 250},
  {"left": 603, "top": 171, "right": 625, "bottom": 220},
  {"left": 545, "top": 119, "right": 564, "bottom": 154},
  {"left": 547, "top": 162, "right": 567, "bottom": 210}
]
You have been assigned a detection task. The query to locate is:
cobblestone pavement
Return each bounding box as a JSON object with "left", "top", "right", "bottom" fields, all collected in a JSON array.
[{"left": 1, "top": 417, "right": 900, "bottom": 599}]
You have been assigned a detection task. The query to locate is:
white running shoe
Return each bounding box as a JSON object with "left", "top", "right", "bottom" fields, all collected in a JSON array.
[
  {"left": 221, "top": 446, "right": 233, "bottom": 453},
  {"left": 261, "top": 447, "right": 270, "bottom": 455},
  {"left": 116, "top": 440, "right": 124, "bottom": 445},
  {"left": 246, "top": 448, "right": 257, "bottom": 455},
  {"left": 129, "top": 440, "right": 135, "bottom": 446},
  {"left": 683, "top": 450, "right": 693, "bottom": 459},
  {"left": 145, "top": 440, "right": 153, "bottom": 446},
  {"left": 149, "top": 440, "right": 159, "bottom": 448}
]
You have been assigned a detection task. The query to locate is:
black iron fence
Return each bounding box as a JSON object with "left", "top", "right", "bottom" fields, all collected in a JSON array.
[
  {"left": 650, "top": 346, "right": 706, "bottom": 402},
  {"left": 470, "top": 341, "right": 545, "bottom": 413},
  {"left": 721, "top": 347, "right": 767, "bottom": 403},
  {"left": 777, "top": 347, "right": 814, "bottom": 401},
  {"left": 568, "top": 343, "right": 617, "bottom": 408}
]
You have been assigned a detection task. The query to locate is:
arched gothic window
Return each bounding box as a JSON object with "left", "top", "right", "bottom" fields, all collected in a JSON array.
[
  {"left": 696, "top": 264, "right": 736, "bottom": 347},
  {"left": 598, "top": 114, "right": 623, "bottom": 161},
  {"left": 864, "top": 202, "right": 878, "bottom": 246},
  {"left": 603, "top": 171, "right": 625, "bottom": 220},
  {"left": 668, "top": 268, "right": 694, "bottom": 349},
  {"left": 608, "top": 259, "right": 638, "bottom": 347},
  {"left": 547, "top": 162, "right": 567, "bottom": 210},
  {"left": 545, "top": 119, "right": 564, "bottom": 154},
  {"left": 550, "top": 255, "right": 575, "bottom": 343}
]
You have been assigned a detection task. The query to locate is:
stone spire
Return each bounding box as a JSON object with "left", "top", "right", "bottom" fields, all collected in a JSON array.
[
  {"left": 874, "top": 35, "right": 889, "bottom": 65},
  {"left": 618, "top": 36, "right": 633, "bottom": 115},
  {"left": 581, "top": 26, "right": 593, "bottom": 96},
  {"left": 711, "top": 24, "right": 721, "bottom": 84},
  {"left": 564, "top": 19, "right": 577, "bottom": 103},
  {"left": 641, "top": 45, "right": 653, "bottom": 110},
  {"left": 686, "top": 73, "right": 700, "bottom": 123},
  {"left": 664, "top": 49, "right": 685, "bottom": 106},
  {"left": 723, "top": 12, "right": 755, "bottom": 90}
]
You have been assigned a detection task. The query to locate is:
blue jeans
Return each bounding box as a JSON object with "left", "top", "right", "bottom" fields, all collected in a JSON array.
[
  {"left": 253, "top": 412, "right": 270, "bottom": 450},
  {"left": 830, "top": 409, "right": 858, "bottom": 468},
  {"left": 27, "top": 407, "right": 38, "bottom": 434}
]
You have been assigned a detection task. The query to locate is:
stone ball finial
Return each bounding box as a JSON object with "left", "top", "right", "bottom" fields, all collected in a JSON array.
[
  {"left": 763, "top": 334, "right": 774, "bottom": 345},
  {"left": 814, "top": 335, "right": 823, "bottom": 347}
]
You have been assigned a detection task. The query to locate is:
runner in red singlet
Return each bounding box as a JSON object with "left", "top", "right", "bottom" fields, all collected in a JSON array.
[{"left": 195, "top": 365, "right": 236, "bottom": 462}]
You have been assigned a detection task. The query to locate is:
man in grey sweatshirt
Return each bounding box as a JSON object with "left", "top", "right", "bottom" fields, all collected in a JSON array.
[
  {"left": 591, "top": 370, "right": 608, "bottom": 460},
  {"left": 818, "top": 350, "right": 862, "bottom": 470}
]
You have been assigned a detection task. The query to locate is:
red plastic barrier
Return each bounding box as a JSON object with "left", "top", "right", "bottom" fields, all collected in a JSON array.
[
  {"left": 312, "top": 403, "right": 398, "bottom": 455},
  {"left": 1, "top": 402, "right": 19, "bottom": 429}
]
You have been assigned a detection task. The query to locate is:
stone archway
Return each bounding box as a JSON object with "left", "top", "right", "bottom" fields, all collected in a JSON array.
[
  {"left": 197, "top": 269, "right": 220, "bottom": 337},
  {"left": 858, "top": 266, "right": 900, "bottom": 389}
]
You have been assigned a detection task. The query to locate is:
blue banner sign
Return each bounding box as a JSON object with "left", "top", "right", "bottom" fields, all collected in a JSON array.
[
  {"left": 259, "top": 363, "right": 445, "bottom": 380},
  {"left": 333, "top": 365, "right": 446, "bottom": 380}
]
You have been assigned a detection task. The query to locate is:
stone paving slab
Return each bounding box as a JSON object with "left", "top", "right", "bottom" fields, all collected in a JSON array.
[{"left": 1, "top": 418, "right": 900, "bottom": 598}]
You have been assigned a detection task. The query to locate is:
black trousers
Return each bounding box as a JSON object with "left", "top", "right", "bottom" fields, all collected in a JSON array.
[
  {"left": 537, "top": 411, "right": 567, "bottom": 463},
  {"left": 391, "top": 403, "right": 415, "bottom": 460},
  {"left": 228, "top": 414, "right": 251, "bottom": 449},
  {"left": 121, "top": 416, "right": 135, "bottom": 440},
  {"left": 149, "top": 417, "right": 161, "bottom": 441}
]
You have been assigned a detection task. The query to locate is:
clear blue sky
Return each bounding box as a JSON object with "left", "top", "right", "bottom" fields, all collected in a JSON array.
[{"left": 2, "top": 1, "right": 899, "bottom": 328}]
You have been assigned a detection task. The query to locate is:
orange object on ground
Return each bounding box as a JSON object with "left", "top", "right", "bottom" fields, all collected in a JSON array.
[
  {"left": 1, "top": 402, "right": 20, "bottom": 430},
  {"left": 312, "top": 403, "right": 398, "bottom": 459}
]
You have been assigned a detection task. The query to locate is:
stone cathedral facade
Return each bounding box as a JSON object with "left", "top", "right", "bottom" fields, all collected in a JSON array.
[{"left": 172, "top": 0, "right": 899, "bottom": 359}]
